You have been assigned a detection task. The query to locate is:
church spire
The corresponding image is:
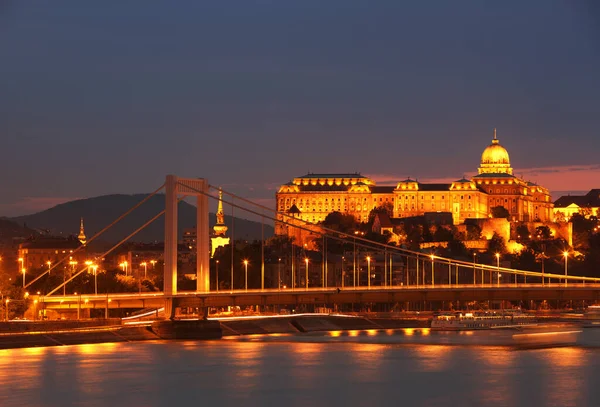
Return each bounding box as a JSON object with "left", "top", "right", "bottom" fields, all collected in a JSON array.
[
  {"left": 216, "top": 188, "right": 225, "bottom": 225},
  {"left": 213, "top": 187, "right": 228, "bottom": 237},
  {"left": 211, "top": 187, "right": 230, "bottom": 256},
  {"left": 78, "top": 217, "right": 87, "bottom": 245}
]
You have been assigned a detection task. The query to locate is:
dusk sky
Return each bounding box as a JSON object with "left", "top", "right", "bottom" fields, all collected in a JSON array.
[{"left": 1, "top": 1, "right": 599, "bottom": 218}]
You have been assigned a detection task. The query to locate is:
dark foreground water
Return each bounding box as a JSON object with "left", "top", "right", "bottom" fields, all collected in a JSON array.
[{"left": 1, "top": 329, "right": 599, "bottom": 407}]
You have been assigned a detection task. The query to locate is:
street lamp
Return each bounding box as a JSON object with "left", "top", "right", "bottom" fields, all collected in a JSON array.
[
  {"left": 430, "top": 254, "right": 435, "bottom": 287},
  {"left": 46, "top": 260, "right": 52, "bottom": 273},
  {"left": 366, "top": 256, "right": 371, "bottom": 288},
  {"left": 150, "top": 260, "right": 157, "bottom": 269},
  {"left": 563, "top": 251, "right": 569, "bottom": 286},
  {"left": 140, "top": 262, "right": 147, "bottom": 279},
  {"left": 21, "top": 267, "right": 26, "bottom": 288},
  {"left": 216, "top": 260, "right": 220, "bottom": 292},
  {"left": 243, "top": 260, "right": 249, "bottom": 292},
  {"left": 472, "top": 253, "right": 477, "bottom": 285},
  {"left": 341, "top": 256, "right": 345, "bottom": 288},
  {"left": 495, "top": 253, "right": 500, "bottom": 287},
  {"left": 277, "top": 258, "right": 281, "bottom": 291},
  {"left": 305, "top": 258, "right": 309, "bottom": 289}
]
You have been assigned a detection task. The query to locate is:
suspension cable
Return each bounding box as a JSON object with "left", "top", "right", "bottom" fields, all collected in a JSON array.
[
  {"left": 45, "top": 197, "right": 181, "bottom": 297},
  {"left": 25, "top": 184, "right": 166, "bottom": 289}
]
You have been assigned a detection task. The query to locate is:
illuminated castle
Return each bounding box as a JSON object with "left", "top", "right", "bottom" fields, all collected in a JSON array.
[{"left": 275, "top": 130, "right": 553, "bottom": 235}]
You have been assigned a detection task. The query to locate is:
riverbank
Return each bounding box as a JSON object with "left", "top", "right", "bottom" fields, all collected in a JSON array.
[{"left": 0, "top": 314, "right": 429, "bottom": 349}]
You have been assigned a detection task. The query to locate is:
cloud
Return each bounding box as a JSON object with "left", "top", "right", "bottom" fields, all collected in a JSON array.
[
  {"left": 514, "top": 164, "right": 600, "bottom": 191},
  {"left": 367, "top": 164, "right": 600, "bottom": 195},
  {"left": 0, "top": 197, "right": 81, "bottom": 217}
]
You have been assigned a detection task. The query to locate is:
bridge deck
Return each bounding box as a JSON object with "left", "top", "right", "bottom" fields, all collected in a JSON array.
[{"left": 35, "top": 283, "right": 600, "bottom": 309}]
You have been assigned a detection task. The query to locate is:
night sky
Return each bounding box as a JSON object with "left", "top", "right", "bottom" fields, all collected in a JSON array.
[{"left": 1, "top": 1, "right": 599, "bottom": 217}]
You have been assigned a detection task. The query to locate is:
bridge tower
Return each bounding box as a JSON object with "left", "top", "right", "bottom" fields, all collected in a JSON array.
[{"left": 164, "top": 175, "right": 210, "bottom": 317}]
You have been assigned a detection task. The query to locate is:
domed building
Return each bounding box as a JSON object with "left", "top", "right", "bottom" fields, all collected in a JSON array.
[
  {"left": 275, "top": 129, "right": 553, "bottom": 235},
  {"left": 471, "top": 129, "right": 552, "bottom": 222}
]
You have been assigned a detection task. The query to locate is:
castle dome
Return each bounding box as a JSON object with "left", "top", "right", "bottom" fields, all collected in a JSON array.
[
  {"left": 481, "top": 138, "right": 510, "bottom": 165},
  {"left": 477, "top": 129, "right": 513, "bottom": 175}
]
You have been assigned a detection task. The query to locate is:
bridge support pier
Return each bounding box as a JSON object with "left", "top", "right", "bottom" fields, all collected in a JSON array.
[{"left": 164, "top": 297, "right": 175, "bottom": 320}]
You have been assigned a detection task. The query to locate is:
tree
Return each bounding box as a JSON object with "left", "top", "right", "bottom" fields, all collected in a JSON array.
[
  {"left": 367, "top": 202, "right": 393, "bottom": 225},
  {"left": 516, "top": 224, "right": 530, "bottom": 240},
  {"left": 487, "top": 232, "right": 507, "bottom": 255},
  {"left": 466, "top": 224, "right": 482, "bottom": 240},
  {"left": 555, "top": 211, "right": 567, "bottom": 223},
  {"left": 490, "top": 206, "right": 510, "bottom": 219},
  {"left": 535, "top": 226, "right": 552, "bottom": 240},
  {"left": 321, "top": 211, "right": 358, "bottom": 234}
]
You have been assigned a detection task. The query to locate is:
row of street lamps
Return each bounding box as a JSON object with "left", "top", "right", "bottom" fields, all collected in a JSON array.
[{"left": 223, "top": 250, "right": 574, "bottom": 291}]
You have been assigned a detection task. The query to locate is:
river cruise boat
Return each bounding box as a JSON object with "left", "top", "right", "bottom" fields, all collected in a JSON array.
[
  {"left": 583, "top": 305, "right": 600, "bottom": 328},
  {"left": 512, "top": 323, "right": 581, "bottom": 348},
  {"left": 431, "top": 311, "right": 537, "bottom": 331}
]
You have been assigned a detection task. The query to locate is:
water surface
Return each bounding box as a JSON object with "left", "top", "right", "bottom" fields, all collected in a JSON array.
[{"left": 1, "top": 331, "right": 599, "bottom": 407}]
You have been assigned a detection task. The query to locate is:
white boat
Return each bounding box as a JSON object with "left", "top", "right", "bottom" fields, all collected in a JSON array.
[
  {"left": 583, "top": 305, "right": 600, "bottom": 328},
  {"left": 430, "top": 311, "right": 537, "bottom": 331},
  {"left": 512, "top": 323, "right": 581, "bottom": 349}
]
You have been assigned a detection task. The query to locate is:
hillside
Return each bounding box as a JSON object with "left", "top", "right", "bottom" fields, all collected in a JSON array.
[
  {"left": 10, "top": 194, "right": 274, "bottom": 244},
  {"left": 0, "top": 218, "right": 37, "bottom": 242}
]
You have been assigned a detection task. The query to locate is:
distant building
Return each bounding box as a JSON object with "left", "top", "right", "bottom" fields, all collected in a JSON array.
[
  {"left": 276, "top": 130, "right": 553, "bottom": 238},
  {"left": 554, "top": 189, "right": 600, "bottom": 220},
  {"left": 18, "top": 236, "right": 85, "bottom": 270}
]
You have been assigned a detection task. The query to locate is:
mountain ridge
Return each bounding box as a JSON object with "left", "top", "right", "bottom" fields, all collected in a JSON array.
[{"left": 9, "top": 193, "right": 273, "bottom": 244}]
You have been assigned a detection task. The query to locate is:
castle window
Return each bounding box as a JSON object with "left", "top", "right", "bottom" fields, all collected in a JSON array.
[
  {"left": 432, "top": 196, "right": 434, "bottom": 200},
  {"left": 468, "top": 195, "right": 471, "bottom": 200},
  {"left": 461, "top": 195, "right": 464, "bottom": 200}
]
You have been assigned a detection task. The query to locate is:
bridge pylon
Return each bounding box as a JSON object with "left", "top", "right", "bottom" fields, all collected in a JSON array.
[{"left": 164, "top": 175, "right": 210, "bottom": 309}]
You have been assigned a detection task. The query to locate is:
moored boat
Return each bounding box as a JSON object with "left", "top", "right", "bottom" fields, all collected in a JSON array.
[{"left": 431, "top": 311, "right": 537, "bottom": 331}]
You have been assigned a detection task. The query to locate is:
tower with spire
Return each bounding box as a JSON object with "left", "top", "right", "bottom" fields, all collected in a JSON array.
[
  {"left": 78, "top": 217, "right": 87, "bottom": 245},
  {"left": 211, "top": 187, "right": 230, "bottom": 257}
]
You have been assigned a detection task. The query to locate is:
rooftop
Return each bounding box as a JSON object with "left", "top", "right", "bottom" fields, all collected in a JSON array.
[{"left": 296, "top": 173, "right": 366, "bottom": 179}]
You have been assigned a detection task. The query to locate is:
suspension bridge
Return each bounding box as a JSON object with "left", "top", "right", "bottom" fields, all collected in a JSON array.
[{"left": 23, "top": 175, "right": 600, "bottom": 319}]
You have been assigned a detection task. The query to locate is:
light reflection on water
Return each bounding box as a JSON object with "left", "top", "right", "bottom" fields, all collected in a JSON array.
[{"left": 0, "top": 331, "right": 598, "bottom": 407}]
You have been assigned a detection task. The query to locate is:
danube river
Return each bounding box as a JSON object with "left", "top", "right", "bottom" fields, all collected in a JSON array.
[{"left": 1, "top": 330, "right": 599, "bottom": 407}]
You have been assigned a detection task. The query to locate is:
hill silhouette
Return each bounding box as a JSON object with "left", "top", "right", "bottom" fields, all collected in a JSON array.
[
  {"left": 10, "top": 194, "right": 273, "bottom": 244},
  {"left": 0, "top": 218, "right": 37, "bottom": 242}
]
